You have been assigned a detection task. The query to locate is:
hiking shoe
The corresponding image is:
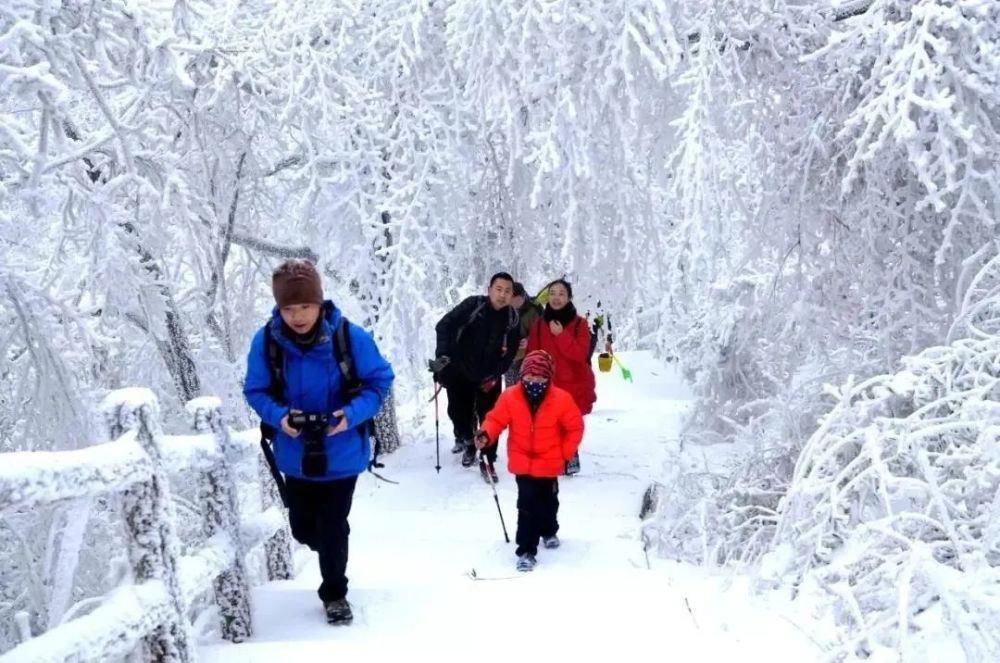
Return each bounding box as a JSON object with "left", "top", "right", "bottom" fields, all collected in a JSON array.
[
  {"left": 543, "top": 535, "right": 560, "bottom": 549},
  {"left": 461, "top": 444, "right": 477, "bottom": 467},
  {"left": 516, "top": 554, "right": 537, "bottom": 572},
  {"left": 324, "top": 598, "right": 353, "bottom": 625},
  {"left": 451, "top": 438, "right": 467, "bottom": 454}
]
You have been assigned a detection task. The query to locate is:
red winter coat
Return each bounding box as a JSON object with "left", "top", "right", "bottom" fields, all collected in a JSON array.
[
  {"left": 526, "top": 316, "right": 597, "bottom": 415},
  {"left": 481, "top": 384, "right": 584, "bottom": 478}
]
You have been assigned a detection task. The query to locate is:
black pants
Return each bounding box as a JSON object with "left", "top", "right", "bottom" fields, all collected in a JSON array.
[
  {"left": 285, "top": 475, "right": 358, "bottom": 603},
  {"left": 515, "top": 476, "right": 559, "bottom": 556},
  {"left": 442, "top": 370, "right": 501, "bottom": 463}
]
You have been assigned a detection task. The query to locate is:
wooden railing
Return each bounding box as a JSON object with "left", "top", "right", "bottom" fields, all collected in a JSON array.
[{"left": 0, "top": 389, "right": 293, "bottom": 662}]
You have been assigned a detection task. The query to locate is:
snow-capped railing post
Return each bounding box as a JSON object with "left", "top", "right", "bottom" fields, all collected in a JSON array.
[
  {"left": 256, "top": 443, "right": 293, "bottom": 581},
  {"left": 102, "top": 389, "right": 194, "bottom": 663},
  {"left": 187, "top": 398, "right": 253, "bottom": 643},
  {"left": 373, "top": 387, "right": 401, "bottom": 454}
]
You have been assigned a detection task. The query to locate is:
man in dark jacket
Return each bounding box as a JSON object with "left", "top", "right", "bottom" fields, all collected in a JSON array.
[
  {"left": 244, "top": 260, "right": 394, "bottom": 626},
  {"left": 433, "top": 272, "right": 520, "bottom": 473}
]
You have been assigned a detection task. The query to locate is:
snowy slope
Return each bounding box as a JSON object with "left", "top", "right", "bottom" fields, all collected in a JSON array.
[{"left": 199, "top": 352, "right": 823, "bottom": 661}]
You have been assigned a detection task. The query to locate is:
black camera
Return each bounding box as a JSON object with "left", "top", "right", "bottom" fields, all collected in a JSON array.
[
  {"left": 289, "top": 411, "right": 329, "bottom": 432},
  {"left": 289, "top": 412, "right": 330, "bottom": 477}
]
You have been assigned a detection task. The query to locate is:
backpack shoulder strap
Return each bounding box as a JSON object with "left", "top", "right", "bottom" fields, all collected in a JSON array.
[
  {"left": 332, "top": 317, "right": 397, "bottom": 482},
  {"left": 259, "top": 322, "right": 289, "bottom": 503},
  {"left": 468, "top": 297, "right": 487, "bottom": 324},
  {"left": 455, "top": 296, "right": 487, "bottom": 344},
  {"left": 333, "top": 318, "right": 361, "bottom": 395},
  {"left": 263, "top": 322, "right": 286, "bottom": 401}
]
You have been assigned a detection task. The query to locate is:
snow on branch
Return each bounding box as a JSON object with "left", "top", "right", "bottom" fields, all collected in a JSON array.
[
  {"left": 762, "top": 249, "right": 1000, "bottom": 659},
  {"left": 229, "top": 232, "right": 320, "bottom": 263}
]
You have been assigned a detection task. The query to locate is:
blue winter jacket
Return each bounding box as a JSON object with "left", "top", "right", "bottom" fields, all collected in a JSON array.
[{"left": 243, "top": 301, "right": 395, "bottom": 481}]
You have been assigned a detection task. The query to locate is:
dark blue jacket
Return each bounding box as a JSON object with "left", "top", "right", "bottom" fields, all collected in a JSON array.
[{"left": 243, "top": 301, "right": 395, "bottom": 480}]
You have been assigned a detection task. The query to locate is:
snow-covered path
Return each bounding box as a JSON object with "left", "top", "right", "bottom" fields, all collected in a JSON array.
[{"left": 200, "top": 353, "right": 822, "bottom": 661}]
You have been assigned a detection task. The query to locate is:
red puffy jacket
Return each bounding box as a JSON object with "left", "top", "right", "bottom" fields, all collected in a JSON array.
[
  {"left": 526, "top": 316, "right": 597, "bottom": 415},
  {"left": 481, "top": 384, "right": 584, "bottom": 478}
]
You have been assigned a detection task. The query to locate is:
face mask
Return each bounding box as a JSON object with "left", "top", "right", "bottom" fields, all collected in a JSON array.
[{"left": 523, "top": 380, "right": 548, "bottom": 403}]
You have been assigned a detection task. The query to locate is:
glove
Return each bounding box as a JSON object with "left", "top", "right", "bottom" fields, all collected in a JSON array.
[
  {"left": 428, "top": 355, "right": 451, "bottom": 374},
  {"left": 479, "top": 376, "right": 498, "bottom": 392},
  {"left": 474, "top": 431, "right": 491, "bottom": 449}
]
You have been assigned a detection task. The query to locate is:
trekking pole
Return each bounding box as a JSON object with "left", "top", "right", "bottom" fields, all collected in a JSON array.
[
  {"left": 489, "top": 476, "right": 510, "bottom": 543},
  {"left": 477, "top": 442, "right": 510, "bottom": 543},
  {"left": 433, "top": 380, "right": 442, "bottom": 474}
]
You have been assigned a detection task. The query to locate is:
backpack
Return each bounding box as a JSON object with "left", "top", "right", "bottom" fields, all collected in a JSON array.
[
  {"left": 259, "top": 317, "right": 394, "bottom": 505},
  {"left": 454, "top": 296, "right": 520, "bottom": 355}
]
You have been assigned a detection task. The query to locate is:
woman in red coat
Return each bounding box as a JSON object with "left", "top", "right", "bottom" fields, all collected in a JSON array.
[
  {"left": 526, "top": 279, "right": 595, "bottom": 474},
  {"left": 476, "top": 351, "right": 584, "bottom": 572}
]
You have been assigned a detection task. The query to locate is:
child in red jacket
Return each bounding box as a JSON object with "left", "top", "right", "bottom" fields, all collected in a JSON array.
[{"left": 475, "top": 351, "right": 584, "bottom": 571}]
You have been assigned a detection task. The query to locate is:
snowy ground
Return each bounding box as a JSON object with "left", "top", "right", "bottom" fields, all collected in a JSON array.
[{"left": 199, "top": 352, "right": 824, "bottom": 661}]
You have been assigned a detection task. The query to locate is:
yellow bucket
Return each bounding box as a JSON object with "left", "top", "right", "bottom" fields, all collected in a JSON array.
[{"left": 597, "top": 353, "right": 613, "bottom": 373}]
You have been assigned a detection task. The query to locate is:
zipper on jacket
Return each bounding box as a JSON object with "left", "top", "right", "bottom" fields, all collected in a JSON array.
[{"left": 527, "top": 395, "right": 537, "bottom": 457}]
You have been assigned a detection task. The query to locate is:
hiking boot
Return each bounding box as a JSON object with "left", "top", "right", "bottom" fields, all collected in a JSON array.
[
  {"left": 324, "top": 598, "right": 353, "bottom": 625},
  {"left": 461, "top": 444, "right": 477, "bottom": 467},
  {"left": 543, "top": 535, "right": 560, "bottom": 549},
  {"left": 451, "top": 437, "right": 467, "bottom": 454},
  {"left": 516, "top": 554, "right": 537, "bottom": 572}
]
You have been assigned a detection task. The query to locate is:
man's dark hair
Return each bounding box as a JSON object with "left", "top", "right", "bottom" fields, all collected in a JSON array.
[
  {"left": 489, "top": 272, "right": 515, "bottom": 288},
  {"left": 512, "top": 282, "right": 526, "bottom": 298}
]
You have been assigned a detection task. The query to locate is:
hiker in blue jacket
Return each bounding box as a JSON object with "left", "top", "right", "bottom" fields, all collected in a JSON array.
[{"left": 244, "top": 259, "right": 394, "bottom": 625}]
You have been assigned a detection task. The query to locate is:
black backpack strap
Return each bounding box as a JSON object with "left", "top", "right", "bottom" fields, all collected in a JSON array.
[
  {"left": 258, "top": 425, "right": 289, "bottom": 507},
  {"left": 332, "top": 318, "right": 398, "bottom": 484},
  {"left": 264, "top": 323, "right": 287, "bottom": 399},
  {"left": 333, "top": 318, "right": 361, "bottom": 394},
  {"left": 455, "top": 297, "right": 487, "bottom": 345},
  {"left": 260, "top": 322, "right": 289, "bottom": 507}
]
